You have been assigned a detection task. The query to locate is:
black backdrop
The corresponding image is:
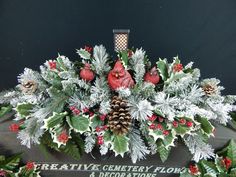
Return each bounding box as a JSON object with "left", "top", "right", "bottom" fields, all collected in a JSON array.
[{"left": 0, "top": 0, "right": 236, "bottom": 94}]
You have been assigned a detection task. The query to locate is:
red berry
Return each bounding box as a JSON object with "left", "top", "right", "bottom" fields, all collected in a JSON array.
[
  {"left": 26, "top": 161, "right": 35, "bottom": 171},
  {"left": 222, "top": 157, "right": 232, "bottom": 170},
  {"left": 103, "top": 125, "right": 108, "bottom": 130},
  {"left": 57, "top": 131, "right": 69, "bottom": 144},
  {"left": 82, "top": 108, "right": 90, "bottom": 113},
  {"left": 84, "top": 46, "right": 93, "bottom": 53},
  {"left": 97, "top": 136, "right": 104, "bottom": 145},
  {"left": 163, "top": 130, "right": 170, "bottom": 136},
  {"left": 186, "top": 121, "right": 193, "bottom": 127},
  {"left": 158, "top": 117, "right": 164, "bottom": 122},
  {"left": 173, "top": 63, "right": 183, "bottom": 72},
  {"left": 172, "top": 121, "right": 178, "bottom": 128},
  {"left": 189, "top": 164, "right": 199, "bottom": 175},
  {"left": 128, "top": 50, "right": 133, "bottom": 58},
  {"left": 9, "top": 123, "right": 20, "bottom": 132},
  {"left": 48, "top": 61, "right": 57, "bottom": 70},
  {"left": 148, "top": 114, "right": 157, "bottom": 122},
  {"left": 179, "top": 118, "right": 186, "bottom": 125},
  {"left": 96, "top": 127, "right": 102, "bottom": 132},
  {"left": 89, "top": 112, "right": 94, "bottom": 117},
  {"left": 0, "top": 170, "right": 6, "bottom": 176},
  {"left": 99, "top": 114, "right": 106, "bottom": 121},
  {"left": 73, "top": 109, "right": 80, "bottom": 115},
  {"left": 149, "top": 124, "right": 156, "bottom": 130},
  {"left": 156, "top": 124, "right": 163, "bottom": 130},
  {"left": 69, "top": 106, "right": 76, "bottom": 111}
]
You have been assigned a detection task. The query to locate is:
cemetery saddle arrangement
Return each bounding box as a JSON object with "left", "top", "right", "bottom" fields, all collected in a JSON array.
[
  {"left": 0, "top": 45, "right": 235, "bottom": 164},
  {"left": 0, "top": 153, "right": 40, "bottom": 177}
]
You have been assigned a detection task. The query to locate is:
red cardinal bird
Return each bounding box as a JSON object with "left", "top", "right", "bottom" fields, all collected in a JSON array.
[
  {"left": 80, "top": 63, "right": 95, "bottom": 82},
  {"left": 144, "top": 66, "right": 160, "bottom": 85},
  {"left": 108, "top": 60, "right": 134, "bottom": 90}
]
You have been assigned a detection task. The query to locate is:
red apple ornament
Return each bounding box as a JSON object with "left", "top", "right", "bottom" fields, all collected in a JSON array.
[
  {"left": 144, "top": 66, "right": 160, "bottom": 85},
  {"left": 108, "top": 60, "right": 134, "bottom": 90},
  {"left": 80, "top": 63, "right": 95, "bottom": 82}
]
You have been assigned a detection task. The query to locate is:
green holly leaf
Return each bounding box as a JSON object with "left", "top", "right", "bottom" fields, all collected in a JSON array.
[
  {"left": 43, "top": 112, "right": 68, "bottom": 129},
  {"left": 157, "top": 58, "right": 168, "bottom": 81},
  {"left": 230, "top": 168, "right": 236, "bottom": 176},
  {"left": 0, "top": 153, "right": 21, "bottom": 172},
  {"left": 67, "top": 115, "right": 90, "bottom": 133},
  {"left": 0, "top": 105, "right": 12, "bottom": 117},
  {"left": 174, "top": 124, "right": 191, "bottom": 137},
  {"left": 111, "top": 135, "right": 129, "bottom": 157},
  {"left": 203, "top": 174, "right": 216, "bottom": 177},
  {"left": 196, "top": 117, "right": 214, "bottom": 136},
  {"left": 149, "top": 129, "right": 164, "bottom": 141},
  {"left": 156, "top": 141, "right": 171, "bottom": 163},
  {"left": 120, "top": 51, "right": 129, "bottom": 69},
  {"left": 201, "top": 160, "right": 218, "bottom": 174},
  {"left": 41, "top": 131, "right": 83, "bottom": 160},
  {"left": 179, "top": 170, "right": 194, "bottom": 177},
  {"left": 90, "top": 115, "right": 103, "bottom": 130},
  {"left": 77, "top": 49, "right": 91, "bottom": 60},
  {"left": 103, "top": 131, "right": 112, "bottom": 143},
  {"left": 161, "top": 132, "right": 177, "bottom": 149},
  {"left": 16, "top": 103, "right": 33, "bottom": 118},
  {"left": 226, "top": 140, "right": 236, "bottom": 167}
]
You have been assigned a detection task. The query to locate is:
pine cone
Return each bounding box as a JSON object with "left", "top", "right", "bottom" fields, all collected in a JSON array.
[
  {"left": 202, "top": 84, "right": 216, "bottom": 96},
  {"left": 20, "top": 80, "right": 38, "bottom": 95},
  {"left": 108, "top": 96, "right": 132, "bottom": 135}
]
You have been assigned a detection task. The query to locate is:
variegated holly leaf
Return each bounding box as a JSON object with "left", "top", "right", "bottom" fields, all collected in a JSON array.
[
  {"left": 111, "top": 135, "right": 129, "bottom": 157},
  {"left": 16, "top": 103, "right": 33, "bottom": 118},
  {"left": 149, "top": 129, "right": 164, "bottom": 141},
  {"left": 76, "top": 49, "right": 91, "bottom": 60},
  {"left": 43, "top": 112, "right": 68, "bottom": 130},
  {"left": 66, "top": 115, "right": 90, "bottom": 134},
  {"left": 156, "top": 141, "right": 171, "bottom": 163},
  {"left": 196, "top": 117, "right": 214, "bottom": 137},
  {"left": 161, "top": 131, "right": 177, "bottom": 149},
  {"left": 157, "top": 58, "right": 168, "bottom": 81}
]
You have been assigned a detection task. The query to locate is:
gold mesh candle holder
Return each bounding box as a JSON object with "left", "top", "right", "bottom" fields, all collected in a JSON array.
[{"left": 113, "top": 29, "right": 130, "bottom": 52}]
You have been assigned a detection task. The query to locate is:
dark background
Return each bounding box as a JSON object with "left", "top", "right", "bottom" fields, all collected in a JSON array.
[{"left": 0, "top": 0, "right": 236, "bottom": 94}]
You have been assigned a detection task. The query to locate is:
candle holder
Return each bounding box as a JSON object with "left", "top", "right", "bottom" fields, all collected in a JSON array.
[{"left": 113, "top": 29, "right": 130, "bottom": 52}]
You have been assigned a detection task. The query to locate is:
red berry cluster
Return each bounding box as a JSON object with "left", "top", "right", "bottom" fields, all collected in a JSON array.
[
  {"left": 173, "top": 63, "right": 183, "bottom": 72},
  {"left": 26, "top": 161, "right": 35, "bottom": 171},
  {"left": 48, "top": 61, "right": 57, "bottom": 70},
  {"left": 96, "top": 125, "right": 108, "bottom": 132},
  {"left": 70, "top": 106, "right": 80, "bottom": 115},
  {"left": 9, "top": 123, "right": 20, "bottom": 132},
  {"left": 149, "top": 123, "right": 169, "bottom": 136},
  {"left": 99, "top": 114, "right": 107, "bottom": 121},
  {"left": 84, "top": 46, "right": 93, "bottom": 53},
  {"left": 97, "top": 135, "right": 104, "bottom": 145},
  {"left": 178, "top": 118, "right": 193, "bottom": 128},
  {"left": 189, "top": 164, "right": 199, "bottom": 175},
  {"left": 222, "top": 157, "right": 232, "bottom": 170},
  {"left": 57, "top": 131, "right": 69, "bottom": 144}
]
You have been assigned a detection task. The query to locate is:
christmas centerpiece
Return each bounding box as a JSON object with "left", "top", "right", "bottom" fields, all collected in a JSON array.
[{"left": 0, "top": 30, "right": 235, "bottom": 165}]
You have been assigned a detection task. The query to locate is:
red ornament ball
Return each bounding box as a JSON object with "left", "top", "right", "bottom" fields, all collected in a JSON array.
[
  {"left": 80, "top": 63, "right": 95, "bottom": 82},
  {"left": 144, "top": 66, "right": 160, "bottom": 85}
]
